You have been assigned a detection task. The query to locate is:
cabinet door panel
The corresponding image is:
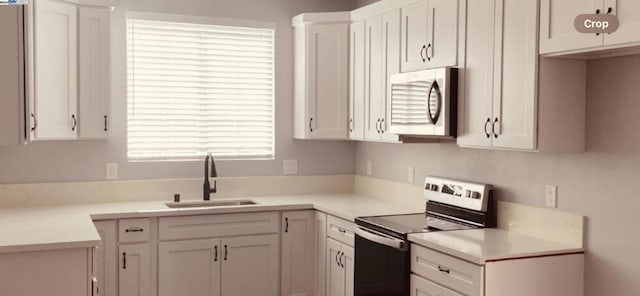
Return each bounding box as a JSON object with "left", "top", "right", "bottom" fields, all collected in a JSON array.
[
  {"left": 456, "top": 0, "right": 494, "bottom": 148},
  {"left": 326, "top": 238, "right": 345, "bottom": 296},
  {"left": 426, "top": 0, "right": 458, "bottom": 68},
  {"left": 342, "top": 244, "right": 354, "bottom": 296},
  {"left": 380, "top": 9, "right": 401, "bottom": 142},
  {"left": 539, "top": 0, "right": 602, "bottom": 54},
  {"left": 94, "top": 221, "right": 117, "bottom": 296},
  {"left": 410, "top": 275, "right": 442, "bottom": 296},
  {"left": 364, "top": 15, "right": 383, "bottom": 140},
  {"left": 281, "top": 211, "right": 316, "bottom": 296},
  {"left": 604, "top": 0, "right": 640, "bottom": 46},
  {"left": 79, "top": 7, "right": 111, "bottom": 139},
  {"left": 33, "top": 0, "right": 77, "bottom": 140},
  {"left": 221, "top": 235, "right": 279, "bottom": 296},
  {"left": 349, "top": 21, "right": 365, "bottom": 140},
  {"left": 401, "top": 0, "right": 428, "bottom": 72},
  {"left": 315, "top": 212, "right": 327, "bottom": 296},
  {"left": 158, "top": 239, "right": 221, "bottom": 296},
  {"left": 307, "top": 24, "right": 349, "bottom": 139},
  {"left": 492, "top": 0, "right": 538, "bottom": 150},
  {"left": 119, "top": 244, "right": 151, "bottom": 296},
  {"left": 0, "top": 7, "right": 24, "bottom": 146}
]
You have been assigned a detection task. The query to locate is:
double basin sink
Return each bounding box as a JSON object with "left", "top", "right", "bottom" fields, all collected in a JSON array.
[{"left": 165, "top": 199, "right": 257, "bottom": 209}]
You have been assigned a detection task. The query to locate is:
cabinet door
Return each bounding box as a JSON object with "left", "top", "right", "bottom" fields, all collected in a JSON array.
[
  {"left": 442, "top": 288, "right": 464, "bottom": 296},
  {"left": 342, "top": 244, "right": 355, "bottom": 296},
  {"left": 78, "top": 7, "right": 111, "bottom": 139},
  {"left": 94, "top": 221, "right": 117, "bottom": 296},
  {"left": 364, "top": 15, "right": 383, "bottom": 141},
  {"left": 158, "top": 239, "right": 221, "bottom": 296},
  {"left": 326, "top": 238, "right": 345, "bottom": 296},
  {"left": 349, "top": 21, "right": 365, "bottom": 140},
  {"left": 401, "top": 0, "right": 428, "bottom": 72},
  {"left": 307, "top": 23, "right": 349, "bottom": 139},
  {"left": 410, "top": 274, "right": 442, "bottom": 296},
  {"left": 426, "top": 0, "right": 458, "bottom": 68},
  {"left": 33, "top": 0, "right": 77, "bottom": 140},
  {"left": 0, "top": 7, "right": 24, "bottom": 146},
  {"left": 380, "top": 9, "right": 401, "bottom": 142},
  {"left": 456, "top": 0, "right": 494, "bottom": 148},
  {"left": 315, "top": 212, "right": 327, "bottom": 296},
  {"left": 281, "top": 211, "right": 317, "bottom": 296},
  {"left": 119, "top": 244, "right": 151, "bottom": 296},
  {"left": 221, "top": 235, "right": 279, "bottom": 296},
  {"left": 539, "top": 0, "right": 603, "bottom": 54},
  {"left": 604, "top": 0, "right": 640, "bottom": 46},
  {"left": 492, "top": 0, "right": 538, "bottom": 150}
]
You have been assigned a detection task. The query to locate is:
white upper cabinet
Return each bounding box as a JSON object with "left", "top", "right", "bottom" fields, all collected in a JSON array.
[
  {"left": 28, "top": 0, "right": 112, "bottom": 141},
  {"left": 349, "top": 20, "right": 366, "bottom": 140},
  {"left": 379, "top": 9, "right": 401, "bottom": 142},
  {"left": 0, "top": 7, "right": 26, "bottom": 146},
  {"left": 33, "top": 0, "right": 78, "bottom": 140},
  {"left": 541, "top": 0, "right": 640, "bottom": 55},
  {"left": 293, "top": 13, "right": 350, "bottom": 140},
  {"left": 364, "top": 15, "right": 384, "bottom": 140},
  {"left": 400, "top": 0, "right": 458, "bottom": 72},
  {"left": 78, "top": 6, "right": 111, "bottom": 139}
]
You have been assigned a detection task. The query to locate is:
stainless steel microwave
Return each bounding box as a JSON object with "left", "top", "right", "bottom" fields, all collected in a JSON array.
[{"left": 389, "top": 68, "right": 457, "bottom": 138}]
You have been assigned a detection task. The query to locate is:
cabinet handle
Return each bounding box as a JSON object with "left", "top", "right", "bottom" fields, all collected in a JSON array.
[
  {"left": 224, "top": 245, "right": 228, "bottom": 260},
  {"left": 122, "top": 252, "right": 127, "bottom": 269},
  {"left": 380, "top": 118, "right": 385, "bottom": 133},
  {"left": 437, "top": 266, "right": 450, "bottom": 274},
  {"left": 595, "top": 9, "right": 601, "bottom": 35},
  {"left": 348, "top": 118, "right": 353, "bottom": 133},
  {"left": 426, "top": 43, "right": 432, "bottom": 61},
  {"left": 339, "top": 252, "right": 345, "bottom": 268},
  {"left": 71, "top": 114, "right": 77, "bottom": 131},
  {"left": 338, "top": 227, "right": 347, "bottom": 233},
  {"left": 484, "top": 118, "right": 491, "bottom": 138},
  {"left": 125, "top": 227, "right": 144, "bottom": 233},
  {"left": 31, "top": 113, "right": 37, "bottom": 131},
  {"left": 493, "top": 117, "right": 499, "bottom": 139},
  {"left": 420, "top": 45, "right": 427, "bottom": 62},
  {"left": 335, "top": 251, "right": 340, "bottom": 267},
  {"left": 376, "top": 119, "right": 382, "bottom": 133},
  {"left": 214, "top": 245, "right": 218, "bottom": 262},
  {"left": 104, "top": 115, "right": 108, "bottom": 132},
  {"left": 285, "top": 217, "right": 289, "bottom": 233},
  {"left": 309, "top": 118, "right": 313, "bottom": 132}
]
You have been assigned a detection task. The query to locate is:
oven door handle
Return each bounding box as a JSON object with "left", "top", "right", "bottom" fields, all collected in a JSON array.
[{"left": 355, "top": 226, "right": 407, "bottom": 251}]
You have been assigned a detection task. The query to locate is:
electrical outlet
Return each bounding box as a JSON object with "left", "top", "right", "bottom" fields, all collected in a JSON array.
[
  {"left": 366, "top": 161, "right": 372, "bottom": 176},
  {"left": 283, "top": 159, "right": 298, "bottom": 175},
  {"left": 408, "top": 166, "right": 415, "bottom": 183},
  {"left": 546, "top": 185, "right": 558, "bottom": 208},
  {"left": 106, "top": 163, "right": 118, "bottom": 180}
]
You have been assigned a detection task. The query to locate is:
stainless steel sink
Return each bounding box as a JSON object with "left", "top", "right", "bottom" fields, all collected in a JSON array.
[{"left": 165, "top": 199, "right": 257, "bottom": 209}]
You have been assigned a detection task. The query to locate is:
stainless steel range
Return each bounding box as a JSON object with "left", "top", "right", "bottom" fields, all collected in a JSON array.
[{"left": 353, "top": 176, "right": 494, "bottom": 296}]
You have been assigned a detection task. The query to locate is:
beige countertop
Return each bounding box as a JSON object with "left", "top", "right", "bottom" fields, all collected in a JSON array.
[
  {"left": 0, "top": 193, "right": 422, "bottom": 253},
  {"left": 408, "top": 228, "right": 585, "bottom": 265}
]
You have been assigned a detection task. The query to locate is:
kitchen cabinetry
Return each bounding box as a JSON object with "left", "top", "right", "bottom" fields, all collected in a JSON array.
[
  {"left": 94, "top": 220, "right": 117, "bottom": 296},
  {"left": 326, "top": 238, "right": 355, "bottom": 296},
  {"left": 281, "top": 211, "right": 317, "bottom": 296},
  {"left": 364, "top": 15, "right": 384, "bottom": 140},
  {"left": 379, "top": 9, "right": 401, "bottom": 142},
  {"left": 119, "top": 243, "right": 152, "bottom": 296},
  {"left": 0, "top": 7, "right": 27, "bottom": 146},
  {"left": 410, "top": 244, "right": 584, "bottom": 296},
  {"left": 349, "top": 20, "right": 365, "bottom": 140},
  {"left": 541, "top": 0, "right": 640, "bottom": 55},
  {"left": 400, "top": 0, "right": 458, "bottom": 73},
  {"left": 293, "top": 13, "right": 350, "bottom": 140},
  {"left": 27, "top": 0, "right": 111, "bottom": 141},
  {"left": 158, "top": 239, "right": 221, "bottom": 296},
  {"left": 315, "top": 212, "right": 328, "bottom": 296},
  {"left": 457, "top": 0, "right": 586, "bottom": 152},
  {"left": 220, "top": 235, "right": 279, "bottom": 295}
]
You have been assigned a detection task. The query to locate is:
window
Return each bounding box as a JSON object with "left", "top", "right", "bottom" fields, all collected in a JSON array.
[{"left": 126, "top": 14, "right": 275, "bottom": 160}]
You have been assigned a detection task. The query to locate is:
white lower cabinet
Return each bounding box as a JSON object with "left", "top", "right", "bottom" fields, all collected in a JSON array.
[
  {"left": 158, "top": 239, "right": 221, "bottom": 296},
  {"left": 119, "top": 243, "right": 152, "bottom": 296},
  {"left": 94, "top": 220, "right": 117, "bottom": 296},
  {"left": 315, "top": 212, "right": 328, "bottom": 296},
  {"left": 326, "top": 226, "right": 355, "bottom": 296},
  {"left": 281, "top": 211, "right": 317, "bottom": 296},
  {"left": 221, "top": 235, "right": 279, "bottom": 296}
]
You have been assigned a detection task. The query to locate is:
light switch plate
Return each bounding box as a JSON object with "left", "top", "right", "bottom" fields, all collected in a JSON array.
[
  {"left": 546, "top": 185, "right": 557, "bottom": 208},
  {"left": 106, "top": 163, "right": 118, "bottom": 180},
  {"left": 283, "top": 160, "right": 298, "bottom": 175},
  {"left": 408, "top": 166, "right": 415, "bottom": 183},
  {"left": 366, "top": 161, "right": 372, "bottom": 176}
]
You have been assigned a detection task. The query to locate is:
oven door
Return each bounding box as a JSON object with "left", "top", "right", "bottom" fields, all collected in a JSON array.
[{"left": 354, "top": 226, "right": 409, "bottom": 296}]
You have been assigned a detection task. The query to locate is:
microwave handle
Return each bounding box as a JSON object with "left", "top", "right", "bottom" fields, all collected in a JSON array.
[{"left": 355, "top": 226, "right": 407, "bottom": 251}]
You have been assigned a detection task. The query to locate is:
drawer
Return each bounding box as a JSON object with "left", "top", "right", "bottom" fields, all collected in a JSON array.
[
  {"left": 326, "top": 215, "right": 355, "bottom": 247},
  {"left": 119, "top": 218, "right": 151, "bottom": 243},
  {"left": 159, "top": 212, "right": 279, "bottom": 241},
  {"left": 411, "top": 244, "right": 483, "bottom": 296}
]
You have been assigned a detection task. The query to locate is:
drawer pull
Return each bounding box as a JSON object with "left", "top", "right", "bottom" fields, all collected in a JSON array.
[
  {"left": 338, "top": 227, "right": 347, "bottom": 233},
  {"left": 214, "top": 245, "right": 218, "bottom": 262},
  {"left": 437, "top": 266, "right": 450, "bottom": 274},
  {"left": 125, "top": 227, "right": 144, "bottom": 233},
  {"left": 122, "top": 252, "right": 127, "bottom": 269}
]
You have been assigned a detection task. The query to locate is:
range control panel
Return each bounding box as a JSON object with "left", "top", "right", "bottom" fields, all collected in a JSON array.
[{"left": 424, "top": 176, "right": 492, "bottom": 212}]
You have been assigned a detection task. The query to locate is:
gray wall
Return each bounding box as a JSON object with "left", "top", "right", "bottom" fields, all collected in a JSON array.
[
  {"left": 0, "top": 0, "right": 357, "bottom": 184},
  {"left": 356, "top": 55, "right": 640, "bottom": 295}
]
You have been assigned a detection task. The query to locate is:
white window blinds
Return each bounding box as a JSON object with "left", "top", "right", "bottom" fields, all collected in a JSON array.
[{"left": 126, "top": 16, "right": 275, "bottom": 160}]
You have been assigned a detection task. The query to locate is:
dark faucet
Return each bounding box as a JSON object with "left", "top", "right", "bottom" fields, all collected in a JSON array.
[{"left": 203, "top": 153, "right": 217, "bottom": 201}]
